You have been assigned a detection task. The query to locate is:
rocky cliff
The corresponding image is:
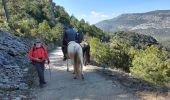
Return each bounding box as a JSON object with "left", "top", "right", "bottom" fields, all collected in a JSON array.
[{"left": 0, "top": 30, "right": 36, "bottom": 99}]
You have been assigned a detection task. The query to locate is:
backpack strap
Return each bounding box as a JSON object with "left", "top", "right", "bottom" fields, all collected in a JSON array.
[{"left": 32, "top": 45, "right": 45, "bottom": 58}]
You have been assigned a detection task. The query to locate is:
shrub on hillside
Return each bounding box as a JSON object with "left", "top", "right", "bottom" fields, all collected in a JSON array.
[
  {"left": 130, "top": 45, "right": 170, "bottom": 85},
  {"left": 90, "top": 38, "right": 132, "bottom": 71},
  {"left": 51, "top": 23, "right": 64, "bottom": 42},
  {"left": 38, "top": 20, "right": 51, "bottom": 43},
  {"left": 19, "top": 19, "right": 38, "bottom": 37},
  {"left": 110, "top": 40, "right": 132, "bottom": 71}
]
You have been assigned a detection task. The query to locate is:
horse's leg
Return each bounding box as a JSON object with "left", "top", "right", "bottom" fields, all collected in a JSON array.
[
  {"left": 75, "top": 62, "right": 80, "bottom": 79},
  {"left": 74, "top": 52, "right": 79, "bottom": 79},
  {"left": 69, "top": 53, "right": 75, "bottom": 74},
  {"left": 83, "top": 48, "right": 85, "bottom": 66},
  {"left": 73, "top": 59, "right": 76, "bottom": 74},
  {"left": 77, "top": 55, "right": 82, "bottom": 79},
  {"left": 72, "top": 55, "right": 76, "bottom": 74},
  {"left": 84, "top": 52, "right": 88, "bottom": 66},
  {"left": 76, "top": 62, "right": 81, "bottom": 79},
  {"left": 73, "top": 63, "right": 77, "bottom": 79},
  {"left": 83, "top": 52, "right": 86, "bottom": 66},
  {"left": 73, "top": 57, "right": 77, "bottom": 79},
  {"left": 67, "top": 58, "right": 69, "bottom": 72},
  {"left": 79, "top": 49, "right": 84, "bottom": 80},
  {"left": 80, "top": 63, "right": 84, "bottom": 80}
]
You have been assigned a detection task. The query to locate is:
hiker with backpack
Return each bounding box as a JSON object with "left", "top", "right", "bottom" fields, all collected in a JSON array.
[{"left": 29, "top": 39, "right": 50, "bottom": 88}]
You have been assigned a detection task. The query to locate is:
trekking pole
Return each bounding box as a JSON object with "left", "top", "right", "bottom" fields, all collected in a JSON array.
[
  {"left": 45, "top": 60, "right": 52, "bottom": 80},
  {"left": 48, "top": 64, "right": 52, "bottom": 80}
]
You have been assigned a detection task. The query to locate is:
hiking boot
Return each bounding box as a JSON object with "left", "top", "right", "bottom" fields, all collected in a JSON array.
[
  {"left": 63, "top": 57, "right": 67, "bottom": 61},
  {"left": 42, "top": 82, "right": 47, "bottom": 84}
]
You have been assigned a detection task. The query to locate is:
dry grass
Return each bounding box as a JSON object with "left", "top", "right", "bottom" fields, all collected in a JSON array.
[{"left": 137, "top": 91, "right": 170, "bottom": 100}]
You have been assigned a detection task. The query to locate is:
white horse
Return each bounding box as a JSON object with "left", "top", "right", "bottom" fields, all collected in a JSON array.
[{"left": 67, "top": 41, "right": 84, "bottom": 80}]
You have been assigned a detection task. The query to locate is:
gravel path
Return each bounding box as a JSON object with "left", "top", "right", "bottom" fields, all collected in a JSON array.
[{"left": 34, "top": 47, "right": 139, "bottom": 100}]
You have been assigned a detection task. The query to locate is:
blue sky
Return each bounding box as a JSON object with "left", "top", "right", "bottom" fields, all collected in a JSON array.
[{"left": 54, "top": 0, "right": 170, "bottom": 24}]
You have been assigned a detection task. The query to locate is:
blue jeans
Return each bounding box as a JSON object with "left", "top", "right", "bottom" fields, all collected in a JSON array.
[{"left": 35, "top": 61, "right": 45, "bottom": 84}]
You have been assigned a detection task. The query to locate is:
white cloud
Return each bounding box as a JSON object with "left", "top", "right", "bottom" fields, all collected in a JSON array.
[
  {"left": 101, "top": 14, "right": 109, "bottom": 18},
  {"left": 91, "top": 11, "right": 100, "bottom": 16},
  {"left": 112, "top": 13, "right": 115, "bottom": 16},
  {"left": 77, "top": 11, "right": 116, "bottom": 24},
  {"left": 90, "top": 11, "right": 109, "bottom": 18}
]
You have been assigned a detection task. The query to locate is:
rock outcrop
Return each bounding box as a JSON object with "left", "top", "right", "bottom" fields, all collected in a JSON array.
[{"left": 0, "top": 30, "right": 34, "bottom": 99}]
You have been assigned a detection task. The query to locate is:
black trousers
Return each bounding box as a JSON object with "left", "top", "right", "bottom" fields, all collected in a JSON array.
[
  {"left": 83, "top": 45, "right": 90, "bottom": 63},
  {"left": 34, "top": 61, "right": 45, "bottom": 84},
  {"left": 62, "top": 46, "right": 67, "bottom": 58}
]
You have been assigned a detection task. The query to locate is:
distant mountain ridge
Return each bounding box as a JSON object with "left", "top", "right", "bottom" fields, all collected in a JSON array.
[{"left": 95, "top": 10, "right": 170, "bottom": 35}]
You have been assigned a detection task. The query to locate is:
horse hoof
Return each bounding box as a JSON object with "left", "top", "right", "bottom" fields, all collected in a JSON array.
[
  {"left": 73, "top": 77, "right": 77, "bottom": 79},
  {"left": 72, "top": 72, "right": 75, "bottom": 74}
]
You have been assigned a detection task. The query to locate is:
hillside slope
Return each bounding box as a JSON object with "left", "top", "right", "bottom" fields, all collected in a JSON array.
[{"left": 96, "top": 10, "right": 170, "bottom": 35}]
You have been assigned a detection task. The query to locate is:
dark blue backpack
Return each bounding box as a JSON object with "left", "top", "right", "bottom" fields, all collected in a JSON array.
[{"left": 76, "top": 32, "right": 83, "bottom": 43}]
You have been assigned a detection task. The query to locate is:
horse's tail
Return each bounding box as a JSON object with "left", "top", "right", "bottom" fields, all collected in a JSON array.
[
  {"left": 74, "top": 50, "right": 79, "bottom": 65},
  {"left": 74, "top": 49, "right": 80, "bottom": 79}
]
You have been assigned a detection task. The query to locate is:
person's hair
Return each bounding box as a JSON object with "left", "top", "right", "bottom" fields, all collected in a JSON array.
[
  {"left": 33, "top": 40, "right": 42, "bottom": 46},
  {"left": 35, "top": 38, "right": 42, "bottom": 43}
]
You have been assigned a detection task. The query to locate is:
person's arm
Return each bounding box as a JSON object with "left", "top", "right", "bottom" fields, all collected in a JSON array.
[
  {"left": 44, "top": 47, "right": 50, "bottom": 64},
  {"left": 29, "top": 48, "right": 38, "bottom": 61}
]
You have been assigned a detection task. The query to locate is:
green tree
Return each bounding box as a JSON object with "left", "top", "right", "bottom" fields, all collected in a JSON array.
[
  {"left": 51, "top": 23, "right": 64, "bottom": 42},
  {"left": 54, "top": 6, "right": 70, "bottom": 25},
  {"left": 18, "top": 18, "right": 37, "bottom": 37},
  {"left": 130, "top": 45, "right": 170, "bottom": 85},
  {"left": 25, "top": 0, "right": 42, "bottom": 22},
  {"left": 38, "top": 20, "right": 51, "bottom": 43},
  {"left": 2, "top": 0, "right": 14, "bottom": 32},
  {"left": 70, "top": 15, "right": 79, "bottom": 28}
]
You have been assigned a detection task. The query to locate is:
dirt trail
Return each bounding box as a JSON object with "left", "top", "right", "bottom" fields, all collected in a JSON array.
[{"left": 34, "top": 47, "right": 139, "bottom": 100}]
